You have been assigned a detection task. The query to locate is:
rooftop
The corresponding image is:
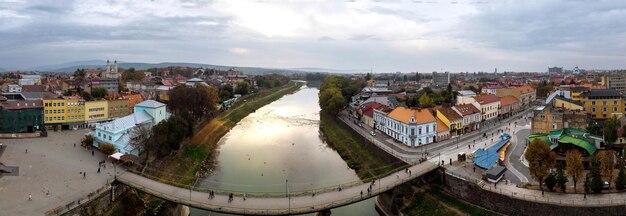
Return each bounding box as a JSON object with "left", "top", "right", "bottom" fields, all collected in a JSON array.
[
  {"left": 457, "top": 90, "right": 476, "bottom": 96},
  {"left": 473, "top": 94, "right": 500, "bottom": 104},
  {"left": 387, "top": 106, "right": 436, "bottom": 124},
  {"left": 453, "top": 104, "right": 480, "bottom": 116},
  {"left": 500, "top": 95, "right": 519, "bottom": 106},
  {"left": 435, "top": 106, "right": 462, "bottom": 121},
  {"left": 135, "top": 100, "right": 165, "bottom": 108},
  {"left": 581, "top": 89, "right": 622, "bottom": 97}
]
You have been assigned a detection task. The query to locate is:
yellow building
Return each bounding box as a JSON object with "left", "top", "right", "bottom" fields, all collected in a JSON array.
[
  {"left": 107, "top": 99, "right": 130, "bottom": 119},
  {"left": 434, "top": 107, "right": 462, "bottom": 136},
  {"left": 570, "top": 87, "right": 588, "bottom": 102},
  {"left": 43, "top": 96, "right": 86, "bottom": 130},
  {"left": 552, "top": 96, "right": 584, "bottom": 111},
  {"left": 84, "top": 100, "right": 109, "bottom": 126},
  {"left": 580, "top": 89, "right": 624, "bottom": 120}
]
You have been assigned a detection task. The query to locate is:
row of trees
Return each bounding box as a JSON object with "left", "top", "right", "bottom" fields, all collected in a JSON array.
[
  {"left": 404, "top": 85, "right": 456, "bottom": 108},
  {"left": 256, "top": 74, "right": 290, "bottom": 88},
  {"left": 319, "top": 76, "right": 365, "bottom": 114},
  {"left": 168, "top": 85, "right": 218, "bottom": 125},
  {"left": 132, "top": 115, "right": 191, "bottom": 161},
  {"left": 526, "top": 138, "right": 626, "bottom": 193}
]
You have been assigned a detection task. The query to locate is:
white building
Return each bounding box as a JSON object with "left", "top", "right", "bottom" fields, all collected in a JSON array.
[
  {"left": 92, "top": 100, "right": 170, "bottom": 156},
  {"left": 375, "top": 106, "right": 437, "bottom": 147},
  {"left": 456, "top": 90, "right": 477, "bottom": 104},
  {"left": 19, "top": 75, "right": 41, "bottom": 85},
  {"left": 102, "top": 60, "right": 120, "bottom": 79},
  {"left": 7, "top": 84, "right": 21, "bottom": 93}
]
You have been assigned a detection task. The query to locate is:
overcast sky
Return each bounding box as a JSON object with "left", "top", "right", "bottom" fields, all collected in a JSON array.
[{"left": 1, "top": 0, "right": 626, "bottom": 72}]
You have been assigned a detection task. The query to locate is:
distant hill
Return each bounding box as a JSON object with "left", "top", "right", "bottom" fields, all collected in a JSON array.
[
  {"left": 289, "top": 67, "right": 370, "bottom": 74},
  {"left": 28, "top": 60, "right": 107, "bottom": 71}
]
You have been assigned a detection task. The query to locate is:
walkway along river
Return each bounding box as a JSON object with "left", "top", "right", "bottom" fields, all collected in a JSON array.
[{"left": 191, "top": 86, "right": 379, "bottom": 215}]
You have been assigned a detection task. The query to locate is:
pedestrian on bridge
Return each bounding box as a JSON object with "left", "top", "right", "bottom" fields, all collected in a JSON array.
[{"left": 243, "top": 193, "right": 246, "bottom": 201}]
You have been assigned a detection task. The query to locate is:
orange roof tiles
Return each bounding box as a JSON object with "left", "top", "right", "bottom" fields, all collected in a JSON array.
[
  {"left": 388, "top": 107, "right": 436, "bottom": 124},
  {"left": 453, "top": 104, "right": 480, "bottom": 116},
  {"left": 500, "top": 95, "right": 519, "bottom": 106},
  {"left": 514, "top": 85, "right": 534, "bottom": 94},
  {"left": 473, "top": 94, "right": 500, "bottom": 104},
  {"left": 436, "top": 118, "right": 449, "bottom": 133}
]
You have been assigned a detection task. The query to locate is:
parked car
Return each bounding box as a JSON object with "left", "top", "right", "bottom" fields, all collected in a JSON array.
[
  {"left": 370, "top": 131, "right": 376, "bottom": 136},
  {"left": 603, "top": 181, "right": 611, "bottom": 190},
  {"left": 358, "top": 123, "right": 363, "bottom": 127}
]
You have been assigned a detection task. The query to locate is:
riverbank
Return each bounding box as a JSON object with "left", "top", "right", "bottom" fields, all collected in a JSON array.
[
  {"left": 319, "top": 113, "right": 399, "bottom": 180},
  {"left": 157, "top": 81, "right": 304, "bottom": 185}
]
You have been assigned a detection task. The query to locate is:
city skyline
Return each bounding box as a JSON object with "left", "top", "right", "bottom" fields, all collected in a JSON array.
[{"left": 2, "top": 0, "right": 626, "bottom": 72}]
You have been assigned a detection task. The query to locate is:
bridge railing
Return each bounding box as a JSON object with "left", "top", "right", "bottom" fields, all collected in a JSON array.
[
  {"left": 445, "top": 169, "right": 626, "bottom": 207},
  {"left": 123, "top": 161, "right": 413, "bottom": 199},
  {"left": 44, "top": 178, "right": 113, "bottom": 216}
]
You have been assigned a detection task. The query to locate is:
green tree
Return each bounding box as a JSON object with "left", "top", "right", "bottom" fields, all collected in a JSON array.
[
  {"left": 566, "top": 150, "right": 584, "bottom": 192},
  {"left": 418, "top": 93, "right": 433, "bottom": 108},
  {"left": 525, "top": 138, "right": 557, "bottom": 191},
  {"left": 91, "top": 87, "right": 108, "bottom": 98},
  {"left": 169, "top": 85, "right": 219, "bottom": 125},
  {"left": 365, "top": 73, "right": 371, "bottom": 80},
  {"left": 615, "top": 159, "right": 626, "bottom": 190},
  {"left": 218, "top": 84, "right": 234, "bottom": 102},
  {"left": 415, "top": 72, "right": 420, "bottom": 81},
  {"left": 73, "top": 68, "right": 86, "bottom": 80},
  {"left": 589, "top": 156, "right": 603, "bottom": 193},
  {"left": 81, "top": 135, "right": 94, "bottom": 147},
  {"left": 603, "top": 116, "right": 620, "bottom": 147},
  {"left": 587, "top": 121, "right": 601, "bottom": 136},
  {"left": 235, "top": 81, "right": 251, "bottom": 95},
  {"left": 555, "top": 163, "right": 568, "bottom": 192},
  {"left": 319, "top": 87, "right": 346, "bottom": 114},
  {"left": 545, "top": 173, "right": 557, "bottom": 191}
]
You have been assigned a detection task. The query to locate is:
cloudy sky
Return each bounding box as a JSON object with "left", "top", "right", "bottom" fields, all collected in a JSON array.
[{"left": 1, "top": 0, "right": 626, "bottom": 72}]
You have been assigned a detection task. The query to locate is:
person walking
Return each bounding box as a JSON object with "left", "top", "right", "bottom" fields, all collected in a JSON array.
[
  {"left": 92, "top": 150, "right": 94, "bottom": 156},
  {"left": 360, "top": 190, "right": 363, "bottom": 198},
  {"left": 83, "top": 172, "right": 86, "bottom": 179},
  {"left": 243, "top": 193, "right": 246, "bottom": 201},
  {"left": 28, "top": 194, "right": 32, "bottom": 201},
  {"left": 97, "top": 167, "right": 100, "bottom": 173},
  {"left": 25, "top": 149, "right": 27, "bottom": 154}
]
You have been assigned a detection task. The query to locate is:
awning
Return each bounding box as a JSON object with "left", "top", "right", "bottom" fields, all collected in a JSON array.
[{"left": 110, "top": 152, "right": 123, "bottom": 160}]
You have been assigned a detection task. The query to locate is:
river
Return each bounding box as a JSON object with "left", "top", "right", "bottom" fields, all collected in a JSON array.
[{"left": 190, "top": 85, "right": 378, "bottom": 216}]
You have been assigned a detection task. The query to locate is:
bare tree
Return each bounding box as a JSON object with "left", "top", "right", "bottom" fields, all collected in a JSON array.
[{"left": 130, "top": 123, "right": 152, "bottom": 162}]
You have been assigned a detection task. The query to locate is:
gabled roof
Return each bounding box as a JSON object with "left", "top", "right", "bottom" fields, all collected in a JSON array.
[
  {"left": 135, "top": 100, "right": 165, "bottom": 108},
  {"left": 388, "top": 106, "right": 436, "bottom": 124},
  {"left": 473, "top": 94, "right": 500, "bottom": 105},
  {"left": 97, "top": 110, "right": 153, "bottom": 133},
  {"left": 514, "top": 85, "right": 535, "bottom": 94},
  {"left": 500, "top": 95, "right": 519, "bottom": 106},
  {"left": 553, "top": 95, "right": 582, "bottom": 106},
  {"left": 362, "top": 103, "right": 383, "bottom": 118},
  {"left": 457, "top": 90, "right": 476, "bottom": 96},
  {"left": 436, "top": 118, "right": 449, "bottom": 133},
  {"left": 21, "top": 85, "right": 45, "bottom": 92},
  {"left": 0, "top": 100, "right": 43, "bottom": 110},
  {"left": 581, "top": 89, "right": 622, "bottom": 97}
]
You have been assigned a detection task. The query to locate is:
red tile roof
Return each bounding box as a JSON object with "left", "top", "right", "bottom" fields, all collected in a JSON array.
[
  {"left": 473, "top": 94, "right": 500, "bottom": 105},
  {"left": 453, "top": 104, "right": 480, "bottom": 116},
  {"left": 500, "top": 95, "right": 519, "bottom": 106}
]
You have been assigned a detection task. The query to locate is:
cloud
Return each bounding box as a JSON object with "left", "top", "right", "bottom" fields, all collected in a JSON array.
[{"left": 0, "top": 0, "right": 626, "bottom": 72}]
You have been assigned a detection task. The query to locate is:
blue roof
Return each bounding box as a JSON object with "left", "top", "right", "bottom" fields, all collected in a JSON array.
[{"left": 474, "top": 133, "right": 511, "bottom": 169}]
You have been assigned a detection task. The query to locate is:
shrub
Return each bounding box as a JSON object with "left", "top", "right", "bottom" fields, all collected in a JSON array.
[
  {"left": 545, "top": 173, "right": 557, "bottom": 191},
  {"left": 99, "top": 143, "right": 116, "bottom": 155},
  {"left": 81, "top": 135, "right": 94, "bottom": 147}
]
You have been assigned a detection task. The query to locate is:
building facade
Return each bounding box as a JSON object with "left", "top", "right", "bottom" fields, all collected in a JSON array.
[
  {"left": 499, "top": 95, "right": 520, "bottom": 118},
  {"left": 452, "top": 104, "right": 481, "bottom": 133},
  {"left": 432, "top": 72, "right": 450, "bottom": 86},
  {"left": 107, "top": 99, "right": 131, "bottom": 119},
  {"left": 0, "top": 100, "right": 44, "bottom": 133},
  {"left": 531, "top": 106, "right": 589, "bottom": 134},
  {"left": 601, "top": 75, "right": 626, "bottom": 93},
  {"left": 580, "top": 89, "right": 625, "bottom": 120},
  {"left": 472, "top": 94, "right": 500, "bottom": 121},
  {"left": 376, "top": 107, "right": 437, "bottom": 147},
  {"left": 84, "top": 100, "right": 109, "bottom": 126},
  {"left": 435, "top": 107, "right": 462, "bottom": 136}
]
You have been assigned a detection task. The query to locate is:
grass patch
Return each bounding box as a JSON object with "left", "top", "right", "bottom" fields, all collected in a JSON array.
[
  {"left": 399, "top": 185, "right": 498, "bottom": 216},
  {"left": 156, "top": 81, "right": 304, "bottom": 184},
  {"left": 319, "top": 113, "right": 399, "bottom": 180}
]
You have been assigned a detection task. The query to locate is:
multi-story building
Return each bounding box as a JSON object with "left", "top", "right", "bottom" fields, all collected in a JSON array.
[
  {"left": 531, "top": 106, "right": 589, "bottom": 134},
  {"left": 19, "top": 75, "right": 42, "bottom": 85},
  {"left": 580, "top": 89, "right": 624, "bottom": 120},
  {"left": 102, "top": 60, "right": 120, "bottom": 79},
  {"left": 472, "top": 94, "right": 500, "bottom": 121},
  {"left": 107, "top": 99, "right": 131, "bottom": 119},
  {"left": 435, "top": 106, "right": 462, "bottom": 136},
  {"left": 548, "top": 67, "right": 563, "bottom": 74},
  {"left": 84, "top": 100, "right": 109, "bottom": 127},
  {"left": 7, "top": 84, "right": 21, "bottom": 93},
  {"left": 377, "top": 107, "right": 437, "bottom": 147},
  {"left": 122, "top": 93, "right": 145, "bottom": 113},
  {"left": 495, "top": 85, "right": 536, "bottom": 109},
  {"left": 585, "top": 73, "right": 598, "bottom": 82},
  {"left": 499, "top": 95, "right": 519, "bottom": 118},
  {"left": 43, "top": 96, "right": 86, "bottom": 130},
  {"left": 601, "top": 75, "right": 626, "bottom": 94},
  {"left": 93, "top": 100, "right": 169, "bottom": 155},
  {"left": 432, "top": 72, "right": 450, "bottom": 86},
  {"left": 452, "top": 104, "right": 481, "bottom": 133},
  {"left": 85, "top": 78, "right": 119, "bottom": 94},
  {"left": 0, "top": 98, "right": 44, "bottom": 133},
  {"left": 456, "top": 90, "right": 477, "bottom": 104},
  {"left": 552, "top": 96, "right": 583, "bottom": 111}
]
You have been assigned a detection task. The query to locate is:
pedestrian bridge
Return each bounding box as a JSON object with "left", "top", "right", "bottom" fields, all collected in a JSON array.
[{"left": 115, "top": 161, "right": 438, "bottom": 215}]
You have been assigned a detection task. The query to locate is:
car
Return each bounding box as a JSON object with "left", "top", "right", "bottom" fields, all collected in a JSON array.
[
  {"left": 358, "top": 123, "right": 363, "bottom": 127},
  {"left": 603, "top": 181, "right": 611, "bottom": 190},
  {"left": 370, "top": 131, "right": 376, "bottom": 136}
]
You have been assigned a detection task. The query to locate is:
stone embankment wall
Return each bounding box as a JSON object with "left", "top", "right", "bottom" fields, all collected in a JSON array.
[
  {"left": 442, "top": 171, "right": 626, "bottom": 216},
  {"left": 59, "top": 183, "right": 129, "bottom": 216},
  {"left": 336, "top": 118, "right": 408, "bottom": 168}
]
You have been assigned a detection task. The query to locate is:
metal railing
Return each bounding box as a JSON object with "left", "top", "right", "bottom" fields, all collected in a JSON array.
[{"left": 45, "top": 179, "right": 113, "bottom": 216}]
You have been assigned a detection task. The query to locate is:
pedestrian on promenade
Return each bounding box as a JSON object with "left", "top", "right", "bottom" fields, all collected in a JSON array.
[
  {"left": 405, "top": 168, "right": 408, "bottom": 173},
  {"left": 74, "top": 143, "right": 76, "bottom": 148},
  {"left": 450, "top": 158, "right": 452, "bottom": 165},
  {"left": 97, "top": 167, "right": 100, "bottom": 173},
  {"left": 28, "top": 194, "right": 32, "bottom": 201},
  {"left": 92, "top": 150, "right": 94, "bottom": 156},
  {"left": 25, "top": 149, "right": 27, "bottom": 154},
  {"left": 396, "top": 174, "right": 399, "bottom": 179},
  {"left": 360, "top": 190, "right": 363, "bottom": 198},
  {"left": 409, "top": 170, "right": 412, "bottom": 176},
  {"left": 83, "top": 172, "right": 86, "bottom": 179},
  {"left": 243, "top": 193, "right": 246, "bottom": 201}
]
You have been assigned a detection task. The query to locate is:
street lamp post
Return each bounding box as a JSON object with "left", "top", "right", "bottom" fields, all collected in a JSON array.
[{"left": 286, "top": 179, "right": 290, "bottom": 213}]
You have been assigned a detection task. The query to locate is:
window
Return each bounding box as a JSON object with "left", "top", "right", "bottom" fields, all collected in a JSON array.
[{"left": 592, "top": 108, "right": 596, "bottom": 112}]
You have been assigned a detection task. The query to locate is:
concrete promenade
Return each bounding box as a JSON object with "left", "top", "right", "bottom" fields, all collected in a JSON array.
[
  {"left": 116, "top": 160, "right": 438, "bottom": 215},
  {"left": 0, "top": 130, "right": 115, "bottom": 216}
]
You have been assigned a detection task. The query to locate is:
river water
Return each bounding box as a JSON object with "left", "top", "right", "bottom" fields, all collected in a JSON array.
[{"left": 190, "top": 85, "right": 378, "bottom": 216}]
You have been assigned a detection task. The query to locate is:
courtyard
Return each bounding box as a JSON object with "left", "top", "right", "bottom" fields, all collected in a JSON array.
[{"left": 0, "top": 129, "right": 115, "bottom": 215}]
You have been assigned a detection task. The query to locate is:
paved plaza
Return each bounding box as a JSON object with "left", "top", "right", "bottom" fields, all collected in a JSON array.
[{"left": 0, "top": 129, "right": 115, "bottom": 215}]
